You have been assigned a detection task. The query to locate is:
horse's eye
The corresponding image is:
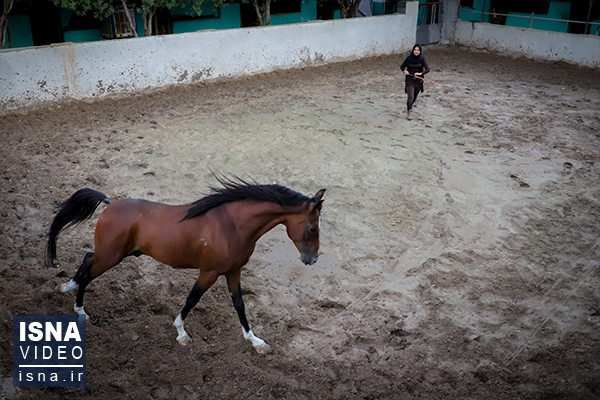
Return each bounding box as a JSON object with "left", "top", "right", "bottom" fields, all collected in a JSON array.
[{"left": 309, "top": 227, "right": 318, "bottom": 233}]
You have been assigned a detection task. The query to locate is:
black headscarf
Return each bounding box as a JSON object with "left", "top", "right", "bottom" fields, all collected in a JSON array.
[{"left": 405, "top": 44, "right": 424, "bottom": 64}]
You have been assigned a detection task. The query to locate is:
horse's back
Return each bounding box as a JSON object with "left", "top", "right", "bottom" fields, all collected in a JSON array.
[
  {"left": 97, "top": 198, "right": 204, "bottom": 267},
  {"left": 98, "top": 198, "right": 166, "bottom": 226},
  {"left": 96, "top": 199, "right": 176, "bottom": 247}
]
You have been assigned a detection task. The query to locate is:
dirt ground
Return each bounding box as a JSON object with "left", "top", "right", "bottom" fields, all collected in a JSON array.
[{"left": 1, "top": 45, "right": 599, "bottom": 400}]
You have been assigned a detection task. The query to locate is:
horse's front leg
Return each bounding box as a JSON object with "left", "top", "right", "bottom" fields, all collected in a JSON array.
[
  {"left": 174, "top": 272, "right": 217, "bottom": 346},
  {"left": 226, "top": 270, "right": 271, "bottom": 354}
]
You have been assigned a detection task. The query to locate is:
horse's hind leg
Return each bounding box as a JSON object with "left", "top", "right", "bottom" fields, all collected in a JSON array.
[
  {"left": 174, "top": 272, "right": 218, "bottom": 346},
  {"left": 55, "top": 252, "right": 94, "bottom": 294},
  {"left": 55, "top": 248, "right": 127, "bottom": 320},
  {"left": 54, "top": 252, "right": 93, "bottom": 318},
  {"left": 55, "top": 252, "right": 95, "bottom": 319},
  {"left": 226, "top": 270, "right": 271, "bottom": 354}
]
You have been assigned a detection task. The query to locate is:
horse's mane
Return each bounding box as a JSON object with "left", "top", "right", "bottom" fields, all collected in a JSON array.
[{"left": 182, "top": 178, "right": 312, "bottom": 221}]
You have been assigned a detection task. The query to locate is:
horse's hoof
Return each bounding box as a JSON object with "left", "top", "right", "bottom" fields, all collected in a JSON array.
[
  {"left": 56, "top": 280, "right": 77, "bottom": 293},
  {"left": 177, "top": 334, "right": 191, "bottom": 346},
  {"left": 254, "top": 343, "right": 271, "bottom": 354},
  {"left": 74, "top": 308, "right": 89, "bottom": 321}
]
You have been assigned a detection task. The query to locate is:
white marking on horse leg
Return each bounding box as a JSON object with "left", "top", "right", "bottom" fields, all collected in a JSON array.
[
  {"left": 174, "top": 314, "right": 190, "bottom": 345},
  {"left": 243, "top": 327, "right": 271, "bottom": 354},
  {"left": 242, "top": 327, "right": 264, "bottom": 346},
  {"left": 55, "top": 279, "right": 77, "bottom": 293},
  {"left": 74, "top": 304, "right": 89, "bottom": 320}
]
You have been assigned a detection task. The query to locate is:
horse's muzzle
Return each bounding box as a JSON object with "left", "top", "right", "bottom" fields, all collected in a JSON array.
[{"left": 301, "top": 253, "right": 319, "bottom": 265}]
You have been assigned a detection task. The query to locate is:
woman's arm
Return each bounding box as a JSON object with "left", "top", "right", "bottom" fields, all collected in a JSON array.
[
  {"left": 414, "top": 59, "right": 430, "bottom": 77},
  {"left": 422, "top": 59, "right": 430, "bottom": 75}
]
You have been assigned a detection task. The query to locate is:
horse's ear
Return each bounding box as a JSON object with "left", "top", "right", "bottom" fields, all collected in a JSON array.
[
  {"left": 310, "top": 189, "right": 325, "bottom": 212},
  {"left": 313, "top": 199, "right": 324, "bottom": 212}
]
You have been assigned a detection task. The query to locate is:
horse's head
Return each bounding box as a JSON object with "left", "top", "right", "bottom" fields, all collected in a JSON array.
[{"left": 285, "top": 189, "right": 326, "bottom": 265}]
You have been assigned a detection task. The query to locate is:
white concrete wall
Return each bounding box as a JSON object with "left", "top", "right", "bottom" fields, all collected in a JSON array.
[
  {"left": 0, "top": 4, "right": 418, "bottom": 110},
  {"left": 454, "top": 20, "right": 600, "bottom": 69}
]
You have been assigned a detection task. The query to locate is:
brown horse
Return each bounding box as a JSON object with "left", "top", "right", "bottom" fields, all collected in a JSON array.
[{"left": 46, "top": 179, "right": 325, "bottom": 354}]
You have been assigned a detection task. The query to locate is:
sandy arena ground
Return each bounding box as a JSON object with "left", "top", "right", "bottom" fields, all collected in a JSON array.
[{"left": 1, "top": 45, "right": 599, "bottom": 399}]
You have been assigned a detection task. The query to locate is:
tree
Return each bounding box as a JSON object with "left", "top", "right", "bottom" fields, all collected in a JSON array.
[
  {"left": 51, "top": 0, "right": 115, "bottom": 20},
  {"left": 53, "top": 0, "right": 227, "bottom": 39},
  {"left": 254, "top": 0, "right": 271, "bottom": 25},
  {"left": 241, "top": 0, "right": 271, "bottom": 26},
  {"left": 137, "top": 0, "right": 228, "bottom": 36},
  {"left": 119, "top": 0, "right": 138, "bottom": 38},
  {"left": 336, "top": 0, "right": 361, "bottom": 18},
  {"left": 1, "top": 0, "right": 14, "bottom": 49},
  {"left": 2, "top": 0, "right": 115, "bottom": 48},
  {"left": 7, "top": 0, "right": 232, "bottom": 45},
  {"left": 52, "top": 0, "right": 140, "bottom": 39}
]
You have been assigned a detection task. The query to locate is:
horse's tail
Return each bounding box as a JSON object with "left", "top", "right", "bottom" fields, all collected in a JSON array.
[{"left": 45, "top": 189, "right": 112, "bottom": 268}]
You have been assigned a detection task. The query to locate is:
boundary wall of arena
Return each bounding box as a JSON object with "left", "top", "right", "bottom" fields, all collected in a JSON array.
[
  {"left": 452, "top": 19, "right": 600, "bottom": 69},
  {"left": 0, "top": 2, "right": 418, "bottom": 110},
  {"left": 3, "top": 0, "right": 599, "bottom": 110}
]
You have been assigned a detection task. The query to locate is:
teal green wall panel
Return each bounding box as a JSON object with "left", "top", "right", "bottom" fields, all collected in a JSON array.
[
  {"left": 592, "top": 19, "right": 600, "bottom": 35},
  {"left": 60, "top": 9, "right": 72, "bottom": 26},
  {"left": 460, "top": 0, "right": 580, "bottom": 33},
  {"left": 460, "top": 0, "right": 491, "bottom": 22},
  {"left": 64, "top": 29, "right": 103, "bottom": 43},
  {"left": 5, "top": 15, "right": 34, "bottom": 48},
  {"left": 505, "top": 2, "right": 570, "bottom": 32},
  {"left": 171, "top": 4, "right": 241, "bottom": 33},
  {"left": 271, "top": 13, "right": 303, "bottom": 25},
  {"left": 271, "top": 0, "right": 317, "bottom": 25},
  {"left": 136, "top": 13, "right": 145, "bottom": 37},
  {"left": 171, "top": 3, "right": 219, "bottom": 18},
  {"left": 60, "top": 9, "right": 103, "bottom": 42}
]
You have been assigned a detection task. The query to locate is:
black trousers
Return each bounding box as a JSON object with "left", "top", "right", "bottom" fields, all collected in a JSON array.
[{"left": 407, "top": 86, "right": 421, "bottom": 110}]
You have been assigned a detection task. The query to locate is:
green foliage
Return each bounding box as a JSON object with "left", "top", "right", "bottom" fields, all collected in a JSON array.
[
  {"left": 138, "top": 0, "right": 228, "bottom": 17},
  {"left": 51, "top": 0, "right": 115, "bottom": 19},
  {"left": 46, "top": 0, "right": 234, "bottom": 38},
  {"left": 50, "top": 0, "right": 230, "bottom": 20}
]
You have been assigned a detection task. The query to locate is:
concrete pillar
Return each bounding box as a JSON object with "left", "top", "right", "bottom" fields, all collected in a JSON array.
[{"left": 442, "top": 0, "right": 461, "bottom": 44}]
